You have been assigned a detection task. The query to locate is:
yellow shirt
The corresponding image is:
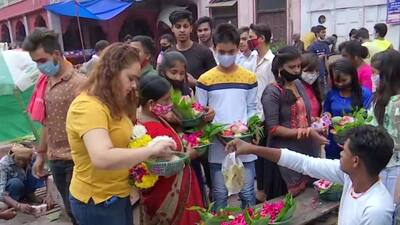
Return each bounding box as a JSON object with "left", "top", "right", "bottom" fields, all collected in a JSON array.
[
  {"left": 66, "top": 93, "right": 133, "bottom": 204},
  {"left": 362, "top": 41, "right": 381, "bottom": 64},
  {"left": 372, "top": 39, "right": 392, "bottom": 52},
  {"left": 303, "top": 32, "right": 316, "bottom": 50}
]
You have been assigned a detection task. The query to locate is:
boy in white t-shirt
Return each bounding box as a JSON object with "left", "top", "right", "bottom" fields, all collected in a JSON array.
[{"left": 227, "top": 125, "right": 395, "bottom": 225}]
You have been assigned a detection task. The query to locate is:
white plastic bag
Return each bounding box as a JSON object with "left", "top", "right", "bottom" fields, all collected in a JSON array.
[{"left": 222, "top": 152, "right": 245, "bottom": 196}]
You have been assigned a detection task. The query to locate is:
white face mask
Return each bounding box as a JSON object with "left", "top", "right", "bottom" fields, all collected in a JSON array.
[
  {"left": 372, "top": 74, "right": 380, "bottom": 92},
  {"left": 301, "top": 71, "right": 319, "bottom": 85},
  {"left": 217, "top": 54, "right": 237, "bottom": 68}
]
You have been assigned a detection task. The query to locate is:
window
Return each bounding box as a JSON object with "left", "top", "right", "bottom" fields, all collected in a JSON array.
[
  {"left": 0, "top": 0, "right": 23, "bottom": 8},
  {"left": 208, "top": 0, "right": 238, "bottom": 27},
  {"left": 257, "top": 0, "right": 286, "bottom": 11}
]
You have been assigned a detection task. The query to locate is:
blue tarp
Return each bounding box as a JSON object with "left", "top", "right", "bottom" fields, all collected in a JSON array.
[{"left": 44, "top": 0, "right": 135, "bottom": 20}]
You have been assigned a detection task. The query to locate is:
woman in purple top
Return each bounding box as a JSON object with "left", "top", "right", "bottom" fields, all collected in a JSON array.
[{"left": 340, "top": 40, "right": 373, "bottom": 91}]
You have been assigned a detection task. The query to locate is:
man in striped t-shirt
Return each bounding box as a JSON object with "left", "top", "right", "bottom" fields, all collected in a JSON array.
[{"left": 196, "top": 23, "right": 258, "bottom": 211}]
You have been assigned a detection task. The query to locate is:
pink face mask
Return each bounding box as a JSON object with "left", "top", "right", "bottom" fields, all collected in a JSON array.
[{"left": 152, "top": 103, "right": 173, "bottom": 117}]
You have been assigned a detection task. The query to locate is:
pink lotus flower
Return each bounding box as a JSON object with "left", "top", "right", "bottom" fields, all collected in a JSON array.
[
  {"left": 260, "top": 200, "right": 285, "bottom": 222},
  {"left": 182, "top": 131, "right": 203, "bottom": 147},
  {"left": 221, "top": 213, "right": 246, "bottom": 225},
  {"left": 314, "top": 179, "right": 333, "bottom": 190},
  {"left": 224, "top": 121, "right": 249, "bottom": 137},
  {"left": 338, "top": 116, "right": 355, "bottom": 126},
  {"left": 223, "top": 130, "right": 235, "bottom": 137},
  {"left": 192, "top": 102, "right": 205, "bottom": 113},
  {"left": 229, "top": 121, "right": 248, "bottom": 135},
  {"left": 312, "top": 114, "right": 332, "bottom": 129}
]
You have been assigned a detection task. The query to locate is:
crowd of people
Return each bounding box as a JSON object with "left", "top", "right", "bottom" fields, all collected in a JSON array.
[{"left": 0, "top": 8, "right": 399, "bottom": 225}]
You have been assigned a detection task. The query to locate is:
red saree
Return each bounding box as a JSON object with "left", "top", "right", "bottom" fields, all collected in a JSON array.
[{"left": 139, "top": 119, "right": 203, "bottom": 225}]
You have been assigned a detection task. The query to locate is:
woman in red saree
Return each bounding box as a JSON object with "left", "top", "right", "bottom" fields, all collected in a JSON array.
[{"left": 137, "top": 74, "right": 203, "bottom": 225}]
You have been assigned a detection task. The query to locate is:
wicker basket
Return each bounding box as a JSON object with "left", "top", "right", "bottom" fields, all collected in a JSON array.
[
  {"left": 219, "top": 133, "right": 253, "bottom": 144},
  {"left": 181, "top": 114, "right": 204, "bottom": 128},
  {"left": 194, "top": 144, "right": 210, "bottom": 156},
  {"left": 145, "top": 152, "right": 189, "bottom": 177}
]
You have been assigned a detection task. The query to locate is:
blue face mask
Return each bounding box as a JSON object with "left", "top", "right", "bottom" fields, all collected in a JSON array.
[
  {"left": 217, "top": 54, "right": 237, "bottom": 68},
  {"left": 37, "top": 59, "right": 60, "bottom": 76}
]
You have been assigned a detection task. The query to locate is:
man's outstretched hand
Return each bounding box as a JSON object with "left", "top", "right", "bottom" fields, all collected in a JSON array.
[{"left": 225, "top": 139, "right": 255, "bottom": 155}]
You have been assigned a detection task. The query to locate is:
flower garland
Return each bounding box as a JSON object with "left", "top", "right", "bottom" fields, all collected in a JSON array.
[{"left": 128, "top": 124, "right": 158, "bottom": 190}]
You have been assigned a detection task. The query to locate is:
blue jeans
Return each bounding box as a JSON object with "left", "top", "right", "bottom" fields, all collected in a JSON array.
[
  {"left": 5, "top": 168, "right": 44, "bottom": 201},
  {"left": 210, "top": 161, "right": 256, "bottom": 210},
  {"left": 48, "top": 160, "right": 76, "bottom": 225},
  {"left": 69, "top": 195, "right": 133, "bottom": 225}
]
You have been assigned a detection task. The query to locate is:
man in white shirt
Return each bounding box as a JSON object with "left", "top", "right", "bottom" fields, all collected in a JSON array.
[
  {"left": 195, "top": 16, "right": 218, "bottom": 63},
  {"left": 236, "top": 26, "right": 258, "bottom": 73},
  {"left": 227, "top": 125, "right": 395, "bottom": 225},
  {"left": 248, "top": 23, "right": 275, "bottom": 120}
]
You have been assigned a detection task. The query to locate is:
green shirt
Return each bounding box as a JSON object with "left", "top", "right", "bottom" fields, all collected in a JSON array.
[
  {"left": 140, "top": 64, "right": 156, "bottom": 77},
  {"left": 369, "top": 95, "right": 400, "bottom": 167}
]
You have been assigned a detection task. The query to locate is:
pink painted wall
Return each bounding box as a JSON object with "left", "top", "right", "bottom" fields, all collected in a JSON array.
[
  {"left": 0, "top": 0, "right": 49, "bottom": 43},
  {"left": 99, "top": 8, "right": 159, "bottom": 42},
  {"left": 59, "top": 7, "right": 159, "bottom": 43},
  {"left": 10, "top": 17, "right": 23, "bottom": 40},
  {"left": 0, "top": 0, "right": 49, "bottom": 22},
  {"left": 27, "top": 10, "right": 48, "bottom": 30},
  {"left": 288, "top": 0, "right": 301, "bottom": 37}
]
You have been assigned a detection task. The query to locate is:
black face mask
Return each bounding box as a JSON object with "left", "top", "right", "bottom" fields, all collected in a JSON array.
[
  {"left": 281, "top": 69, "right": 300, "bottom": 82},
  {"left": 166, "top": 77, "right": 184, "bottom": 89},
  {"left": 335, "top": 83, "right": 352, "bottom": 90},
  {"left": 161, "top": 45, "right": 171, "bottom": 52}
]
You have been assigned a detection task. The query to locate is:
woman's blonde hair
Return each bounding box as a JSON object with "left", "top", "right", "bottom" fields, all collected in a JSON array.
[{"left": 81, "top": 43, "right": 140, "bottom": 120}]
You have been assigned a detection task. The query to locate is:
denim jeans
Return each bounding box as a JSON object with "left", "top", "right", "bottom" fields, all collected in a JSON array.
[
  {"left": 69, "top": 195, "right": 133, "bottom": 225},
  {"left": 209, "top": 161, "right": 256, "bottom": 210},
  {"left": 48, "top": 160, "right": 76, "bottom": 225},
  {"left": 5, "top": 168, "right": 44, "bottom": 201}
]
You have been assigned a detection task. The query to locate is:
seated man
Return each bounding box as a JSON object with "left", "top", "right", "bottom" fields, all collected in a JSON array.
[
  {"left": 227, "top": 125, "right": 395, "bottom": 225},
  {"left": 0, "top": 144, "right": 45, "bottom": 215}
]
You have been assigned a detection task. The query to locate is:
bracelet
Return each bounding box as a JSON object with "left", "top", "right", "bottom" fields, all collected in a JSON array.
[
  {"left": 35, "top": 149, "right": 47, "bottom": 155},
  {"left": 16, "top": 203, "right": 21, "bottom": 210}
]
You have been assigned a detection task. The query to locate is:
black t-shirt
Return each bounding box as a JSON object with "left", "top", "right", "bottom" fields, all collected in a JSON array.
[{"left": 172, "top": 42, "right": 217, "bottom": 79}]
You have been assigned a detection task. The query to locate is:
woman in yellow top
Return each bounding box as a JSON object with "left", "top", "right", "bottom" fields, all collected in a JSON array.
[{"left": 66, "top": 43, "right": 176, "bottom": 225}]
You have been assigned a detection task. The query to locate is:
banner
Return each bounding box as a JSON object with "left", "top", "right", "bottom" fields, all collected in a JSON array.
[{"left": 387, "top": 0, "right": 400, "bottom": 24}]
